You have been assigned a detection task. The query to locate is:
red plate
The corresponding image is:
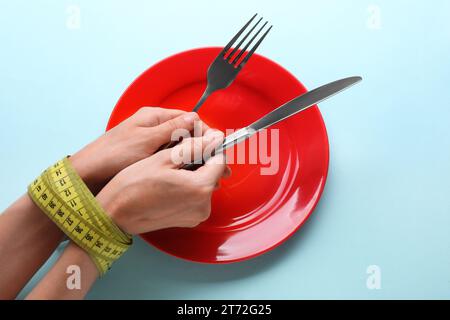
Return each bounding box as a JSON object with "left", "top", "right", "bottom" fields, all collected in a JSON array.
[{"left": 106, "top": 47, "right": 329, "bottom": 263}]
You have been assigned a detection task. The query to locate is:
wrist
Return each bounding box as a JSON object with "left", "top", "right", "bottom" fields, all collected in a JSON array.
[
  {"left": 69, "top": 150, "right": 106, "bottom": 194},
  {"left": 95, "top": 181, "right": 129, "bottom": 234}
]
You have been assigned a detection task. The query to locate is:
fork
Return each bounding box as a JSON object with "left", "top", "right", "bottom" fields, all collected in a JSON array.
[
  {"left": 193, "top": 13, "right": 272, "bottom": 112},
  {"left": 162, "top": 14, "right": 272, "bottom": 149}
]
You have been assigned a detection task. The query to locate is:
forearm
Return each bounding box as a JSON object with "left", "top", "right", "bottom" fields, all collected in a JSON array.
[
  {"left": 25, "top": 162, "right": 118, "bottom": 300},
  {"left": 0, "top": 194, "right": 64, "bottom": 299},
  {"left": 26, "top": 242, "right": 99, "bottom": 300}
]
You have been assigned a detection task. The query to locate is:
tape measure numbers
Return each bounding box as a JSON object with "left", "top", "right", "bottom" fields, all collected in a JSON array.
[{"left": 28, "top": 158, "right": 132, "bottom": 275}]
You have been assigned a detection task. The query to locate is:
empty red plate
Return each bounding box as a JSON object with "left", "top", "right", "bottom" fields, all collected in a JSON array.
[{"left": 106, "top": 47, "right": 329, "bottom": 263}]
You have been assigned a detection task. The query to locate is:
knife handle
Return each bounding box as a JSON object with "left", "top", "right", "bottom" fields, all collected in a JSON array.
[{"left": 181, "top": 149, "right": 217, "bottom": 171}]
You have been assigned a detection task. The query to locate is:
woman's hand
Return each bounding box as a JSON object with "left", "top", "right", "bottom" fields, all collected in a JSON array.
[
  {"left": 70, "top": 107, "right": 206, "bottom": 193},
  {"left": 96, "top": 130, "right": 229, "bottom": 234}
]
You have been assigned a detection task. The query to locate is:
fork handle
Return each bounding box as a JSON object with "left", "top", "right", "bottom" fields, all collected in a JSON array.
[{"left": 192, "top": 86, "right": 213, "bottom": 112}]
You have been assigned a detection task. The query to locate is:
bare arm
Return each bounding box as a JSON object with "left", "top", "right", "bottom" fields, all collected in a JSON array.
[
  {"left": 0, "top": 195, "right": 63, "bottom": 299},
  {"left": 0, "top": 108, "right": 226, "bottom": 300},
  {"left": 25, "top": 242, "right": 98, "bottom": 300},
  {"left": 0, "top": 108, "right": 196, "bottom": 299},
  {"left": 26, "top": 131, "right": 228, "bottom": 300}
]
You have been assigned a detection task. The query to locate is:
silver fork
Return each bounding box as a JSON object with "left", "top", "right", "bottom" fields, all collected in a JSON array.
[
  {"left": 193, "top": 13, "right": 272, "bottom": 112},
  {"left": 161, "top": 14, "right": 272, "bottom": 150}
]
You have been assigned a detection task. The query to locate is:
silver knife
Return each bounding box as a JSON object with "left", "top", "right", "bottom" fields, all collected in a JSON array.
[{"left": 183, "top": 76, "right": 362, "bottom": 169}]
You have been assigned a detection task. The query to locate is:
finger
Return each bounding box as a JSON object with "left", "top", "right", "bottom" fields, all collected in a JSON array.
[
  {"left": 193, "top": 130, "right": 224, "bottom": 165},
  {"left": 134, "top": 107, "right": 187, "bottom": 127},
  {"left": 166, "top": 130, "right": 223, "bottom": 168},
  {"left": 196, "top": 120, "right": 211, "bottom": 136},
  {"left": 202, "top": 130, "right": 224, "bottom": 160},
  {"left": 151, "top": 112, "right": 200, "bottom": 146}
]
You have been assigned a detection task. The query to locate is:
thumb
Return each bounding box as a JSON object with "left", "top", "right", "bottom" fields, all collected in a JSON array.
[{"left": 152, "top": 112, "right": 199, "bottom": 146}]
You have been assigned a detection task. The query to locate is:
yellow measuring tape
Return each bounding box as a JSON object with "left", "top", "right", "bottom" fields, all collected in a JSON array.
[{"left": 28, "top": 157, "right": 132, "bottom": 276}]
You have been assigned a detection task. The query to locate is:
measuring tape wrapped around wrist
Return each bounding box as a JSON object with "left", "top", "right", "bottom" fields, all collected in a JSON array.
[{"left": 28, "top": 157, "right": 132, "bottom": 276}]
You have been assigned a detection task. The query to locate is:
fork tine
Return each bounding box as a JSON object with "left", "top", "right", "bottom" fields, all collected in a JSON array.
[
  {"left": 232, "top": 21, "right": 268, "bottom": 65},
  {"left": 226, "top": 17, "right": 263, "bottom": 60},
  {"left": 237, "top": 24, "right": 272, "bottom": 68},
  {"left": 220, "top": 13, "right": 258, "bottom": 56}
]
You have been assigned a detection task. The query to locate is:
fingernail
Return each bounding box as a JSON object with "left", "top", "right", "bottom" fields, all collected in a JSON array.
[
  {"left": 204, "top": 133, "right": 215, "bottom": 143},
  {"left": 183, "top": 112, "right": 198, "bottom": 123},
  {"left": 209, "top": 130, "right": 224, "bottom": 139}
]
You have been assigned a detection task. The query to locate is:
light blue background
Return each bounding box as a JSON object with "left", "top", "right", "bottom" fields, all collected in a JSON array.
[{"left": 1, "top": 0, "right": 449, "bottom": 299}]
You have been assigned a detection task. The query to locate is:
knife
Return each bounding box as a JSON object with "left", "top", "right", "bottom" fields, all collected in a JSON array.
[{"left": 183, "top": 76, "right": 362, "bottom": 170}]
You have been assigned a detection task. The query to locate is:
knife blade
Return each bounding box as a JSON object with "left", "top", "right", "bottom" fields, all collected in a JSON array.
[
  {"left": 183, "top": 76, "right": 362, "bottom": 169},
  {"left": 250, "top": 76, "right": 362, "bottom": 132}
]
